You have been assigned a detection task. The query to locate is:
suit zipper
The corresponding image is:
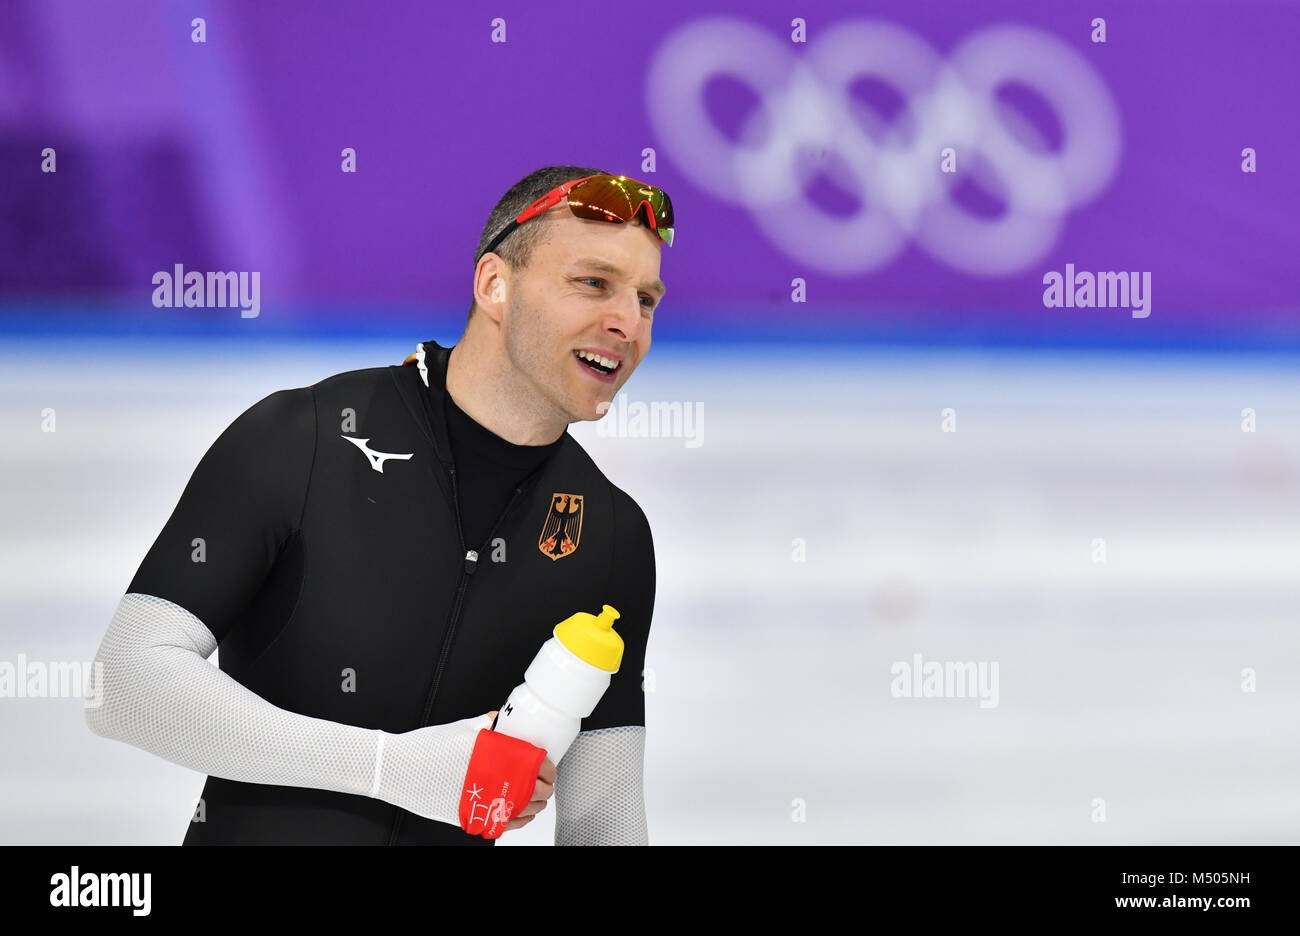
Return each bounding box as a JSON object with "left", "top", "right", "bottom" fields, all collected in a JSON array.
[
  {"left": 419, "top": 464, "right": 526, "bottom": 729},
  {"left": 387, "top": 461, "right": 526, "bottom": 843}
]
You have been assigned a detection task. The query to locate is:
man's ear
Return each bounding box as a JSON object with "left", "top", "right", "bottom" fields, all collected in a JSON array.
[{"left": 473, "top": 254, "right": 509, "bottom": 322}]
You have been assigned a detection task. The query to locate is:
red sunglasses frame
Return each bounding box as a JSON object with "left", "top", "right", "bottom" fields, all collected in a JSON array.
[{"left": 478, "top": 174, "right": 673, "bottom": 262}]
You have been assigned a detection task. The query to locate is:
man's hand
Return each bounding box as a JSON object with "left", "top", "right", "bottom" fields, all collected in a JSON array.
[{"left": 486, "top": 710, "right": 556, "bottom": 832}]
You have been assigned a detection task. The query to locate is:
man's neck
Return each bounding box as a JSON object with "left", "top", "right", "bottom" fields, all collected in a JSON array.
[{"left": 443, "top": 340, "right": 566, "bottom": 446}]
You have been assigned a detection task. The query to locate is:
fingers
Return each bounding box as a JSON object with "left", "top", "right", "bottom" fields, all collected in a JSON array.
[
  {"left": 493, "top": 754, "right": 557, "bottom": 835},
  {"left": 501, "top": 795, "right": 552, "bottom": 833},
  {"left": 501, "top": 780, "right": 554, "bottom": 833},
  {"left": 516, "top": 798, "right": 547, "bottom": 819},
  {"left": 503, "top": 798, "right": 546, "bottom": 831},
  {"left": 531, "top": 777, "right": 553, "bottom": 803},
  {"left": 526, "top": 755, "right": 556, "bottom": 806}
]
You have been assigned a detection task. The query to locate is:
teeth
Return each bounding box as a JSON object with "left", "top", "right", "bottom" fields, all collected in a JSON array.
[{"left": 576, "top": 350, "right": 619, "bottom": 369}]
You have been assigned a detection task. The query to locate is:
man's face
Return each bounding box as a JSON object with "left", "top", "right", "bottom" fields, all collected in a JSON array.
[{"left": 499, "top": 204, "right": 666, "bottom": 423}]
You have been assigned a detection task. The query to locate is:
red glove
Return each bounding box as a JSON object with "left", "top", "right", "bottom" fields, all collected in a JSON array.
[{"left": 459, "top": 728, "right": 548, "bottom": 839}]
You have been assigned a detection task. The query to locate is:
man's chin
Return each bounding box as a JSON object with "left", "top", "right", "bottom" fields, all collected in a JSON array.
[
  {"left": 554, "top": 393, "right": 605, "bottom": 424},
  {"left": 567, "top": 389, "right": 614, "bottom": 422}
]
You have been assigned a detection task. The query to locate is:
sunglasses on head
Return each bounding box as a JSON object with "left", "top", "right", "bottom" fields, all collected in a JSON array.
[{"left": 478, "top": 174, "right": 675, "bottom": 262}]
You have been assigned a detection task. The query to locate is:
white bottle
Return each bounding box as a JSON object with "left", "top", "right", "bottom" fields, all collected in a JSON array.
[{"left": 492, "top": 604, "right": 624, "bottom": 764}]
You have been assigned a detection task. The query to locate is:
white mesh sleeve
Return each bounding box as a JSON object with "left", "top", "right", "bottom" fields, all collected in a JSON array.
[
  {"left": 553, "top": 725, "right": 648, "bottom": 846},
  {"left": 85, "top": 592, "right": 492, "bottom": 826}
]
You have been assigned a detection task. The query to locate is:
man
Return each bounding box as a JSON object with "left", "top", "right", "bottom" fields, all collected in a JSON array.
[{"left": 84, "top": 165, "right": 673, "bottom": 845}]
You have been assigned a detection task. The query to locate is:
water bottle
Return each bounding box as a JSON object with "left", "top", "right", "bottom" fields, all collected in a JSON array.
[{"left": 491, "top": 604, "right": 624, "bottom": 764}]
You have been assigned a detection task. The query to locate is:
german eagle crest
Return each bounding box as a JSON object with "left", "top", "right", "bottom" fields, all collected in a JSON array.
[{"left": 538, "top": 493, "right": 584, "bottom": 560}]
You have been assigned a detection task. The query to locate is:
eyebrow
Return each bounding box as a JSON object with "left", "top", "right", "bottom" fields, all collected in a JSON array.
[{"left": 571, "top": 257, "right": 666, "bottom": 298}]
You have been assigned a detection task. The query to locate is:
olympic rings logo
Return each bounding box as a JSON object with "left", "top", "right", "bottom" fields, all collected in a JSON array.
[{"left": 647, "top": 18, "right": 1122, "bottom": 276}]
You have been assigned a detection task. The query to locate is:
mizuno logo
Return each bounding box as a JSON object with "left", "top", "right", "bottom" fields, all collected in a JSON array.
[{"left": 341, "top": 435, "right": 413, "bottom": 473}]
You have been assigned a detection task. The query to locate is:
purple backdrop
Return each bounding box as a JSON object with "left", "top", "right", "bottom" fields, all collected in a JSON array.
[{"left": 1, "top": 0, "right": 1297, "bottom": 344}]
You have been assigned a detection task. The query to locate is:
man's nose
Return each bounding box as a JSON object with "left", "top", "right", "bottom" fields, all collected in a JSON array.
[{"left": 605, "top": 289, "right": 644, "bottom": 340}]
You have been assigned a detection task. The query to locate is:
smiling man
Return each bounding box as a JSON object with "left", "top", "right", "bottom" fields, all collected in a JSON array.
[
  {"left": 85, "top": 165, "right": 673, "bottom": 846},
  {"left": 446, "top": 167, "right": 668, "bottom": 438}
]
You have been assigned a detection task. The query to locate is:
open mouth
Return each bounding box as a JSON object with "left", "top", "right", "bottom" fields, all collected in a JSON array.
[{"left": 574, "top": 349, "right": 621, "bottom": 380}]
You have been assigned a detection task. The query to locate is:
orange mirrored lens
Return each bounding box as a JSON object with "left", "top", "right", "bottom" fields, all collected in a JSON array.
[{"left": 567, "top": 176, "right": 674, "bottom": 244}]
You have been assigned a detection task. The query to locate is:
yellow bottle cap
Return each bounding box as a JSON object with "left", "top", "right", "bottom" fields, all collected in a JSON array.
[{"left": 553, "top": 604, "right": 624, "bottom": 673}]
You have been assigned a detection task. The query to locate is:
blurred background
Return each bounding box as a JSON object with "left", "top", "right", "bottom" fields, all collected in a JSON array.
[{"left": 1, "top": 0, "right": 1297, "bottom": 844}]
